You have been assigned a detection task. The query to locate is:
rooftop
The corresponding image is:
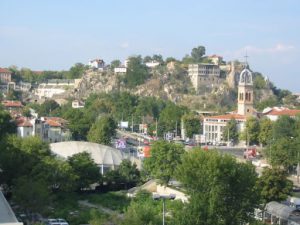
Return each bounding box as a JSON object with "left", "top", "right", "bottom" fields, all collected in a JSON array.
[
  {"left": 0, "top": 68, "right": 11, "bottom": 74},
  {"left": 264, "top": 107, "right": 300, "bottom": 117},
  {"left": 0, "top": 191, "right": 22, "bottom": 224},
  {"left": 2, "top": 101, "right": 23, "bottom": 108},
  {"left": 204, "top": 113, "right": 247, "bottom": 121}
]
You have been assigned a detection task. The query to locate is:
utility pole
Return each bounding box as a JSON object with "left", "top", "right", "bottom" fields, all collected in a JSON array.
[
  {"left": 131, "top": 115, "right": 133, "bottom": 133},
  {"left": 227, "top": 128, "right": 230, "bottom": 146},
  {"left": 175, "top": 120, "right": 178, "bottom": 137}
]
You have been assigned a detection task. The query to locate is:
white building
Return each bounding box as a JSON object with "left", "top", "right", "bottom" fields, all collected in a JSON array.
[
  {"left": 35, "top": 79, "right": 78, "bottom": 99},
  {"left": 207, "top": 55, "right": 223, "bottom": 65},
  {"left": 145, "top": 61, "right": 160, "bottom": 68},
  {"left": 188, "top": 63, "right": 221, "bottom": 92},
  {"left": 16, "top": 116, "right": 71, "bottom": 143},
  {"left": 88, "top": 59, "right": 105, "bottom": 70},
  {"left": 203, "top": 66, "right": 255, "bottom": 144},
  {"left": 72, "top": 100, "right": 85, "bottom": 109},
  {"left": 114, "top": 66, "right": 127, "bottom": 74},
  {"left": 263, "top": 107, "right": 300, "bottom": 121}
]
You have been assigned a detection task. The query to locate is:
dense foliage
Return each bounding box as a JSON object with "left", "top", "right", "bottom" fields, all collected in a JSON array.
[
  {"left": 143, "top": 140, "right": 185, "bottom": 185},
  {"left": 175, "top": 150, "right": 259, "bottom": 225}
]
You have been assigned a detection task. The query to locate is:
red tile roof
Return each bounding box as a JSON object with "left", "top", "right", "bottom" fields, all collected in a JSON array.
[
  {"left": 45, "top": 119, "right": 61, "bottom": 127},
  {"left": 0, "top": 68, "right": 11, "bottom": 73},
  {"left": 265, "top": 108, "right": 300, "bottom": 117},
  {"left": 204, "top": 113, "right": 247, "bottom": 121},
  {"left": 2, "top": 101, "right": 23, "bottom": 108},
  {"left": 16, "top": 117, "right": 33, "bottom": 127},
  {"left": 43, "top": 117, "right": 68, "bottom": 127}
]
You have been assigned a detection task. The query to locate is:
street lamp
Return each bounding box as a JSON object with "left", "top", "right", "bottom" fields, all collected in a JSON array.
[{"left": 153, "top": 193, "right": 176, "bottom": 225}]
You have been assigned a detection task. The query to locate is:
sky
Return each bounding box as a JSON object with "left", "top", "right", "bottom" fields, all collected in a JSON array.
[{"left": 0, "top": 0, "right": 299, "bottom": 92}]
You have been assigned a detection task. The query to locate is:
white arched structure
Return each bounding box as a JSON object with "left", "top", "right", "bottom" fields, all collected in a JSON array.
[{"left": 50, "top": 141, "right": 140, "bottom": 174}]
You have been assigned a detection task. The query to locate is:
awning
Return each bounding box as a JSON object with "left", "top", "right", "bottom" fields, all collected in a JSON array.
[{"left": 266, "top": 201, "right": 295, "bottom": 220}]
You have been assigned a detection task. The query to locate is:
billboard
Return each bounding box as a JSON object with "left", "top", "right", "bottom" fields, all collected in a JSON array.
[
  {"left": 115, "top": 139, "right": 126, "bottom": 149},
  {"left": 120, "top": 121, "right": 129, "bottom": 129}
]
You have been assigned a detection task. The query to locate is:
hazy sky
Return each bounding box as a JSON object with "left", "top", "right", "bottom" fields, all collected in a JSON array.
[{"left": 0, "top": 0, "right": 299, "bottom": 92}]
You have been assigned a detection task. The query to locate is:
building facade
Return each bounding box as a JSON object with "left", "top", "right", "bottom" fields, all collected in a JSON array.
[
  {"left": 0, "top": 68, "right": 12, "bottom": 84},
  {"left": 89, "top": 59, "right": 105, "bottom": 70},
  {"left": 203, "top": 66, "right": 255, "bottom": 144},
  {"left": 188, "top": 64, "right": 222, "bottom": 92},
  {"left": 263, "top": 107, "right": 300, "bottom": 121}
]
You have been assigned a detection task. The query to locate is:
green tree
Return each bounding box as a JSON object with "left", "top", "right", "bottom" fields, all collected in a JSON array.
[
  {"left": 222, "top": 118, "right": 239, "bottom": 143},
  {"left": 37, "top": 99, "right": 60, "bottom": 116},
  {"left": 143, "top": 55, "right": 152, "bottom": 63},
  {"left": 182, "top": 113, "right": 201, "bottom": 138},
  {"left": 143, "top": 140, "right": 185, "bottom": 185},
  {"left": 67, "top": 63, "right": 87, "bottom": 79},
  {"left": 32, "top": 156, "right": 77, "bottom": 192},
  {"left": 110, "top": 59, "right": 121, "bottom": 69},
  {"left": 258, "top": 118, "right": 273, "bottom": 146},
  {"left": 256, "top": 168, "right": 293, "bottom": 205},
  {"left": 22, "top": 106, "right": 31, "bottom": 117},
  {"left": 12, "top": 176, "right": 51, "bottom": 214},
  {"left": 165, "top": 57, "right": 177, "bottom": 64},
  {"left": 124, "top": 56, "right": 149, "bottom": 88},
  {"left": 87, "top": 115, "right": 117, "bottom": 145},
  {"left": 68, "top": 152, "right": 101, "bottom": 191},
  {"left": 62, "top": 108, "right": 93, "bottom": 140},
  {"left": 0, "top": 109, "right": 16, "bottom": 138},
  {"left": 241, "top": 117, "right": 260, "bottom": 145},
  {"left": 255, "top": 97, "right": 278, "bottom": 111},
  {"left": 6, "top": 89, "right": 21, "bottom": 100},
  {"left": 122, "top": 190, "right": 161, "bottom": 225},
  {"left": 20, "top": 68, "right": 36, "bottom": 83},
  {"left": 265, "top": 137, "right": 297, "bottom": 170},
  {"left": 191, "top": 46, "right": 206, "bottom": 62},
  {"left": 152, "top": 54, "right": 164, "bottom": 64},
  {"left": 253, "top": 73, "right": 267, "bottom": 89},
  {"left": 158, "top": 102, "right": 186, "bottom": 137},
  {"left": 272, "top": 115, "right": 296, "bottom": 140},
  {"left": 175, "top": 150, "right": 259, "bottom": 225},
  {"left": 117, "top": 159, "right": 140, "bottom": 189}
]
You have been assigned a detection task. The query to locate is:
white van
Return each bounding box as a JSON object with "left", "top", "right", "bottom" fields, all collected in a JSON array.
[{"left": 289, "top": 197, "right": 300, "bottom": 209}]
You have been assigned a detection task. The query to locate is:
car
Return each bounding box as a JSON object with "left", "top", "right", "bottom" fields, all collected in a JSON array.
[
  {"left": 46, "top": 218, "right": 69, "bottom": 225},
  {"left": 217, "top": 142, "right": 227, "bottom": 146}
]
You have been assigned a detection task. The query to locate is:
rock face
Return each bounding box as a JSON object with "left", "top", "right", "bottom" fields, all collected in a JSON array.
[{"left": 48, "top": 65, "right": 275, "bottom": 111}]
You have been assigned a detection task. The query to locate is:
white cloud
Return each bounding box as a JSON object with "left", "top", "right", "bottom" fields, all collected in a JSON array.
[{"left": 120, "top": 42, "right": 129, "bottom": 49}]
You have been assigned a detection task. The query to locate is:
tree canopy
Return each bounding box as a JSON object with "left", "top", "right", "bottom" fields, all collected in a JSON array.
[
  {"left": 143, "top": 140, "right": 185, "bottom": 185},
  {"left": 256, "top": 168, "right": 293, "bottom": 205},
  {"left": 123, "top": 56, "right": 149, "bottom": 88},
  {"left": 68, "top": 152, "right": 101, "bottom": 191},
  {"left": 222, "top": 118, "right": 239, "bottom": 143},
  {"left": 175, "top": 149, "right": 259, "bottom": 225},
  {"left": 87, "top": 115, "right": 117, "bottom": 145}
]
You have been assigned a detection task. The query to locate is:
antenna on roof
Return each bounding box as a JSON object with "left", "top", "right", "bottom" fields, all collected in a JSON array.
[{"left": 244, "top": 51, "right": 249, "bottom": 67}]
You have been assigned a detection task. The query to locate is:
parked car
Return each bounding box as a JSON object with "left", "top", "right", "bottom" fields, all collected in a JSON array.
[{"left": 46, "top": 218, "right": 69, "bottom": 225}]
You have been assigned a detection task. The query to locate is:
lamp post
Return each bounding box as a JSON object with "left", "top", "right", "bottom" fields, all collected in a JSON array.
[{"left": 153, "top": 193, "right": 176, "bottom": 225}]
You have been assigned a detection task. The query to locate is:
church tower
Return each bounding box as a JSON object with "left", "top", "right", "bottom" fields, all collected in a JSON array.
[{"left": 237, "top": 66, "right": 254, "bottom": 116}]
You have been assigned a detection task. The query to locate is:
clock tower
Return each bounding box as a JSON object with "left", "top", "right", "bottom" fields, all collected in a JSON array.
[{"left": 237, "top": 66, "right": 254, "bottom": 116}]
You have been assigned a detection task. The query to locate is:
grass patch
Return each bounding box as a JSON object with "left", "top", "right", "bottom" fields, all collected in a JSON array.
[{"left": 85, "top": 191, "right": 130, "bottom": 213}]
